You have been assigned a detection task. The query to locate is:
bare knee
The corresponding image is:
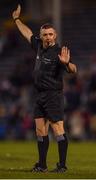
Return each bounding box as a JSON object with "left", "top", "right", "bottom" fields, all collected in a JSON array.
[
  {"left": 36, "top": 127, "right": 45, "bottom": 136},
  {"left": 50, "top": 120, "right": 65, "bottom": 136},
  {"left": 35, "top": 118, "right": 49, "bottom": 136}
]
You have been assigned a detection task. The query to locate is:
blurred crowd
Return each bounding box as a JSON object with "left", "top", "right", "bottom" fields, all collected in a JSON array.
[{"left": 0, "top": 54, "right": 96, "bottom": 141}]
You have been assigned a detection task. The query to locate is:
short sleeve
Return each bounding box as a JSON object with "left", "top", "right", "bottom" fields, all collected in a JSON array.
[{"left": 30, "top": 35, "right": 41, "bottom": 51}]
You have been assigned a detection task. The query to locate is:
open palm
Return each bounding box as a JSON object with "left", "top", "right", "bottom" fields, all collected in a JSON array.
[{"left": 58, "top": 46, "right": 70, "bottom": 64}]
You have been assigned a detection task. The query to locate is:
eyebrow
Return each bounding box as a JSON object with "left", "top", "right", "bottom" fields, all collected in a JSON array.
[{"left": 43, "top": 33, "right": 54, "bottom": 36}]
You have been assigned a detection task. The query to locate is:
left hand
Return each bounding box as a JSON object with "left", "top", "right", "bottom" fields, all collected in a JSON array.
[{"left": 58, "top": 46, "right": 70, "bottom": 65}]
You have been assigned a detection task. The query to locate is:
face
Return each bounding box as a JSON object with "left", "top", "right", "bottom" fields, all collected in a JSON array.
[{"left": 40, "top": 28, "right": 57, "bottom": 48}]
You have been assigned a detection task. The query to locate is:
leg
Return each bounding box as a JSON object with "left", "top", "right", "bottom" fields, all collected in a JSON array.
[
  {"left": 50, "top": 120, "right": 68, "bottom": 171},
  {"left": 35, "top": 118, "right": 49, "bottom": 136},
  {"left": 34, "top": 118, "right": 49, "bottom": 170}
]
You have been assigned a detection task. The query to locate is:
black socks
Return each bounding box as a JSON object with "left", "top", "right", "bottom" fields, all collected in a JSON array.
[
  {"left": 57, "top": 134, "right": 68, "bottom": 167},
  {"left": 37, "top": 135, "right": 49, "bottom": 168},
  {"left": 37, "top": 134, "right": 68, "bottom": 168}
]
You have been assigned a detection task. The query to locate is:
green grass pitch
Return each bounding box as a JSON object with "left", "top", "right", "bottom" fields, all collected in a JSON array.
[{"left": 0, "top": 141, "right": 96, "bottom": 179}]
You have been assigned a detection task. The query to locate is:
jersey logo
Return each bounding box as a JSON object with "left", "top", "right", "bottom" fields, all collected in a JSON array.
[{"left": 42, "top": 57, "right": 52, "bottom": 64}]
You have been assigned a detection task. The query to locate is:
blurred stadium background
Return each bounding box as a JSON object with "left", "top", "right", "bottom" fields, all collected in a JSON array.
[{"left": 0, "top": 0, "right": 96, "bottom": 142}]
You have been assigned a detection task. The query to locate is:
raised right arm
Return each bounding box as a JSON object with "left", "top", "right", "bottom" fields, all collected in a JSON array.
[{"left": 12, "top": 4, "right": 33, "bottom": 43}]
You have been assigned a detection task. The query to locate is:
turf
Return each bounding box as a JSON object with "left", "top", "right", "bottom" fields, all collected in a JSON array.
[{"left": 0, "top": 140, "right": 96, "bottom": 179}]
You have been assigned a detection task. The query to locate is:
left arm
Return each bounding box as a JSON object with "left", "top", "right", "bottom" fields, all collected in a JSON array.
[{"left": 58, "top": 46, "right": 77, "bottom": 73}]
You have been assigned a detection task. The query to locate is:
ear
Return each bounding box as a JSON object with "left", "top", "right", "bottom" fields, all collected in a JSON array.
[
  {"left": 54, "top": 32, "right": 57, "bottom": 40},
  {"left": 40, "top": 31, "right": 44, "bottom": 40}
]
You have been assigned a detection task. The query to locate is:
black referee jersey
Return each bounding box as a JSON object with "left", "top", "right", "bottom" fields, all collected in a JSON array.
[{"left": 31, "top": 35, "right": 67, "bottom": 91}]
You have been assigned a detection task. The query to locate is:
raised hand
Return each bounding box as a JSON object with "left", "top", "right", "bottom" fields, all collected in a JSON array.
[
  {"left": 58, "top": 46, "right": 70, "bottom": 65},
  {"left": 12, "top": 4, "right": 21, "bottom": 20}
]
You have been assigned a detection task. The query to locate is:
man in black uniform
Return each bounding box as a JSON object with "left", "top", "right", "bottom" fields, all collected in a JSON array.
[{"left": 12, "top": 5, "right": 77, "bottom": 172}]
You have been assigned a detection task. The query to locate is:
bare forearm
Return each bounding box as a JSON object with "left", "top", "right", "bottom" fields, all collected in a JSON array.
[
  {"left": 15, "top": 19, "right": 33, "bottom": 43},
  {"left": 66, "top": 62, "right": 77, "bottom": 73}
]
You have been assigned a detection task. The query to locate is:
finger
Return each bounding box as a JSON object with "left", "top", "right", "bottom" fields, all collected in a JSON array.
[
  {"left": 65, "top": 47, "right": 70, "bottom": 55},
  {"left": 62, "top": 46, "right": 65, "bottom": 51},
  {"left": 61, "top": 46, "right": 65, "bottom": 54},
  {"left": 68, "top": 49, "right": 70, "bottom": 56},
  {"left": 17, "top": 4, "right": 21, "bottom": 13}
]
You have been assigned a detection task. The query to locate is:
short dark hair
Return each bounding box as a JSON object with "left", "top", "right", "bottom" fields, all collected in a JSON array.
[{"left": 40, "top": 23, "right": 55, "bottom": 30}]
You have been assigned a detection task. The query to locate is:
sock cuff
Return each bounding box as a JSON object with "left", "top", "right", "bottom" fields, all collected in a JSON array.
[
  {"left": 37, "top": 135, "right": 49, "bottom": 142},
  {"left": 56, "top": 134, "right": 65, "bottom": 142},
  {"left": 56, "top": 134, "right": 68, "bottom": 142},
  {"left": 63, "top": 133, "right": 68, "bottom": 140},
  {"left": 37, "top": 136, "right": 43, "bottom": 142}
]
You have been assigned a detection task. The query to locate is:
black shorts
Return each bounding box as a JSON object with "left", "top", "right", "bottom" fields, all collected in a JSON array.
[{"left": 33, "top": 90, "right": 64, "bottom": 122}]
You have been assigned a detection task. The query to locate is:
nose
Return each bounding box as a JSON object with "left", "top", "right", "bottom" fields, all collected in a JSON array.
[{"left": 46, "top": 34, "right": 50, "bottom": 39}]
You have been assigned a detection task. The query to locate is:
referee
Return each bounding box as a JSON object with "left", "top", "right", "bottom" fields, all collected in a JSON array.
[{"left": 12, "top": 4, "right": 77, "bottom": 172}]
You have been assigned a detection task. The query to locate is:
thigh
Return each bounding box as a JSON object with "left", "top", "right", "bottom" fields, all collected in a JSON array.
[{"left": 35, "top": 118, "right": 49, "bottom": 136}]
